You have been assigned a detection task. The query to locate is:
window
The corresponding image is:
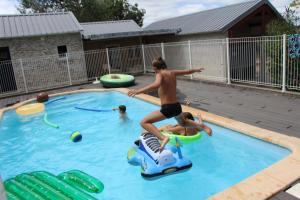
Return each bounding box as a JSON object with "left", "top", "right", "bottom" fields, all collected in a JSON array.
[
  {"left": 0, "top": 47, "right": 11, "bottom": 61},
  {"left": 57, "top": 45, "right": 68, "bottom": 57}
]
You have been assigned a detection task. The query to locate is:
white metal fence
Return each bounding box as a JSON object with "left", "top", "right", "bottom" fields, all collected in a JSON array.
[
  {"left": 108, "top": 45, "right": 144, "bottom": 74},
  {"left": 0, "top": 34, "right": 299, "bottom": 98},
  {"left": 229, "top": 36, "right": 284, "bottom": 87},
  {"left": 0, "top": 52, "right": 88, "bottom": 97}
]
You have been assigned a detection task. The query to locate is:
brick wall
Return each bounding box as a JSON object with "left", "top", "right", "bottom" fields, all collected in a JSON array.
[
  {"left": 0, "top": 33, "right": 88, "bottom": 94},
  {"left": 0, "top": 33, "right": 84, "bottom": 60}
]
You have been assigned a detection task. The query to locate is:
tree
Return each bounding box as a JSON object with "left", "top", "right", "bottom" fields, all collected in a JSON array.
[
  {"left": 266, "top": 0, "right": 300, "bottom": 90},
  {"left": 18, "top": 0, "right": 146, "bottom": 26},
  {"left": 266, "top": 0, "right": 299, "bottom": 35},
  {"left": 290, "top": 0, "right": 300, "bottom": 9}
]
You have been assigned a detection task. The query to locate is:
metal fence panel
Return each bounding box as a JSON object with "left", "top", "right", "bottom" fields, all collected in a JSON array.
[
  {"left": 0, "top": 51, "right": 89, "bottom": 98},
  {"left": 21, "top": 55, "right": 71, "bottom": 91},
  {"left": 68, "top": 52, "right": 88, "bottom": 84},
  {"left": 164, "top": 42, "right": 190, "bottom": 70},
  {"left": 229, "top": 36, "right": 283, "bottom": 87},
  {"left": 191, "top": 39, "right": 227, "bottom": 82},
  {"left": 84, "top": 49, "right": 108, "bottom": 80},
  {"left": 108, "top": 46, "right": 144, "bottom": 74},
  {"left": 144, "top": 44, "right": 162, "bottom": 72},
  {"left": 0, "top": 60, "right": 26, "bottom": 97},
  {"left": 287, "top": 56, "right": 300, "bottom": 90}
]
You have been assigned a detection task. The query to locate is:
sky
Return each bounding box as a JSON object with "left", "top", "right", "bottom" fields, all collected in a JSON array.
[{"left": 0, "top": 0, "right": 292, "bottom": 27}]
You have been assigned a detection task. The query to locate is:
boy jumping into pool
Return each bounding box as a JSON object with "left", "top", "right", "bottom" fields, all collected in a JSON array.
[{"left": 128, "top": 57, "right": 204, "bottom": 151}]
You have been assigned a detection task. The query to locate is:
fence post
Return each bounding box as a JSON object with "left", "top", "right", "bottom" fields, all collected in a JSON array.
[
  {"left": 66, "top": 53, "right": 72, "bottom": 85},
  {"left": 161, "top": 42, "right": 165, "bottom": 59},
  {"left": 226, "top": 38, "right": 231, "bottom": 84},
  {"left": 282, "top": 34, "right": 287, "bottom": 92},
  {"left": 188, "top": 40, "right": 193, "bottom": 80},
  {"left": 142, "top": 44, "right": 146, "bottom": 74},
  {"left": 106, "top": 48, "right": 111, "bottom": 74},
  {"left": 19, "top": 59, "right": 28, "bottom": 93}
]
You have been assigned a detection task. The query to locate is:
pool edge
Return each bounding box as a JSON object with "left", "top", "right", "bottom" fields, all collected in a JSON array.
[{"left": 1, "top": 88, "right": 300, "bottom": 200}]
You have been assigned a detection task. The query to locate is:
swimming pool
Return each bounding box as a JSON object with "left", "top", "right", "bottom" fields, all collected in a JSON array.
[{"left": 0, "top": 91, "right": 291, "bottom": 199}]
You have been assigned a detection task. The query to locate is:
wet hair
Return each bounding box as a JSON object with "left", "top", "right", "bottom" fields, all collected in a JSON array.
[
  {"left": 182, "top": 112, "right": 194, "bottom": 121},
  {"left": 119, "top": 105, "right": 126, "bottom": 113},
  {"left": 152, "top": 57, "right": 167, "bottom": 69}
]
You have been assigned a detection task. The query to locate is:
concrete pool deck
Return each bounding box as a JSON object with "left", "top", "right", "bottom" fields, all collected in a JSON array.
[{"left": 1, "top": 87, "right": 300, "bottom": 200}]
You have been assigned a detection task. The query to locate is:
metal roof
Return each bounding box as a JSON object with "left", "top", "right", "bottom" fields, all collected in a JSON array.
[
  {"left": 81, "top": 20, "right": 142, "bottom": 39},
  {"left": 81, "top": 20, "right": 178, "bottom": 40},
  {"left": 85, "top": 29, "right": 179, "bottom": 40},
  {"left": 145, "top": 0, "right": 281, "bottom": 35},
  {"left": 0, "top": 12, "right": 83, "bottom": 39}
]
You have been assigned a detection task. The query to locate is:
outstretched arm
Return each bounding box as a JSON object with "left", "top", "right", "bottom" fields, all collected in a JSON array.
[
  {"left": 128, "top": 73, "right": 162, "bottom": 96},
  {"left": 163, "top": 125, "right": 183, "bottom": 133},
  {"left": 181, "top": 118, "right": 204, "bottom": 129},
  {"left": 196, "top": 113, "right": 203, "bottom": 124},
  {"left": 172, "top": 68, "right": 204, "bottom": 76},
  {"left": 184, "top": 115, "right": 213, "bottom": 136}
]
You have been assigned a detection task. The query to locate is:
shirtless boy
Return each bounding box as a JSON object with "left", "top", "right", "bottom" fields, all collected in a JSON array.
[{"left": 128, "top": 57, "right": 204, "bottom": 151}]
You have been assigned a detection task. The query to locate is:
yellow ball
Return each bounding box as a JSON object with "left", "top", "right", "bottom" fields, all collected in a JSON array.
[{"left": 70, "top": 131, "right": 82, "bottom": 143}]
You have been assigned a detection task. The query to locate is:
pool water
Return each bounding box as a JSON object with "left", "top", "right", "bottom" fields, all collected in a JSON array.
[{"left": 0, "top": 92, "right": 290, "bottom": 199}]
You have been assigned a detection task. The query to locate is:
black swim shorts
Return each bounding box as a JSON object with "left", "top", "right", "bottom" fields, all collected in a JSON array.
[{"left": 160, "top": 102, "right": 182, "bottom": 118}]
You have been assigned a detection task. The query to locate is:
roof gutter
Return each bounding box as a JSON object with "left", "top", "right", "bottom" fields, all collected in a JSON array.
[
  {"left": 83, "top": 29, "right": 180, "bottom": 40},
  {"left": 0, "top": 30, "right": 82, "bottom": 40}
]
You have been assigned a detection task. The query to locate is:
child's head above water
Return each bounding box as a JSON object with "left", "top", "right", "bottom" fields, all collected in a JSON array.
[
  {"left": 175, "top": 112, "right": 195, "bottom": 127},
  {"left": 119, "top": 105, "right": 126, "bottom": 113},
  {"left": 181, "top": 112, "right": 194, "bottom": 121},
  {"left": 152, "top": 57, "right": 167, "bottom": 70}
]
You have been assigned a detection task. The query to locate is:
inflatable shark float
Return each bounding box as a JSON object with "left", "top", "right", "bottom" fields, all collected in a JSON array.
[{"left": 127, "top": 132, "right": 192, "bottom": 178}]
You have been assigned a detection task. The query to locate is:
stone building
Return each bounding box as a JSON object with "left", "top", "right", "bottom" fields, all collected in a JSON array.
[{"left": 0, "top": 12, "right": 86, "bottom": 94}]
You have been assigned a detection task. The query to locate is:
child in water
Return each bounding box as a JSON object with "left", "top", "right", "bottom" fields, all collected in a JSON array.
[
  {"left": 128, "top": 57, "right": 204, "bottom": 151},
  {"left": 160, "top": 112, "right": 212, "bottom": 136},
  {"left": 113, "top": 105, "right": 127, "bottom": 120}
]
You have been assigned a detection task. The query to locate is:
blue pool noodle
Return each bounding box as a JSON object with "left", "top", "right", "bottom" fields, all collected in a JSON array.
[
  {"left": 45, "top": 97, "right": 66, "bottom": 105},
  {"left": 74, "top": 107, "right": 112, "bottom": 112}
]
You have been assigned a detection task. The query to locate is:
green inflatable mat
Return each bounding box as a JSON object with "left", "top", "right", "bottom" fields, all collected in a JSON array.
[
  {"left": 15, "top": 174, "right": 71, "bottom": 200},
  {"left": 5, "top": 191, "right": 20, "bottom": 200},
  {"left": 4, "top": 170, "right": 104, "bottom": 200},
  {"left": 58, "top": 170, "right": 104, "bottom": 193},
  {"left": 4, "top": 179, "right": 44, "bottom": 200}
]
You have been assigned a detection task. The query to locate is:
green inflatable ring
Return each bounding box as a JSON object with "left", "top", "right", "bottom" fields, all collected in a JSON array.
[
  {"left": 161, "top": 130, "right": 202, "bottom": 144},
  {"left": 100, "top": 74, "right": 135, "bottom": 87}
]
